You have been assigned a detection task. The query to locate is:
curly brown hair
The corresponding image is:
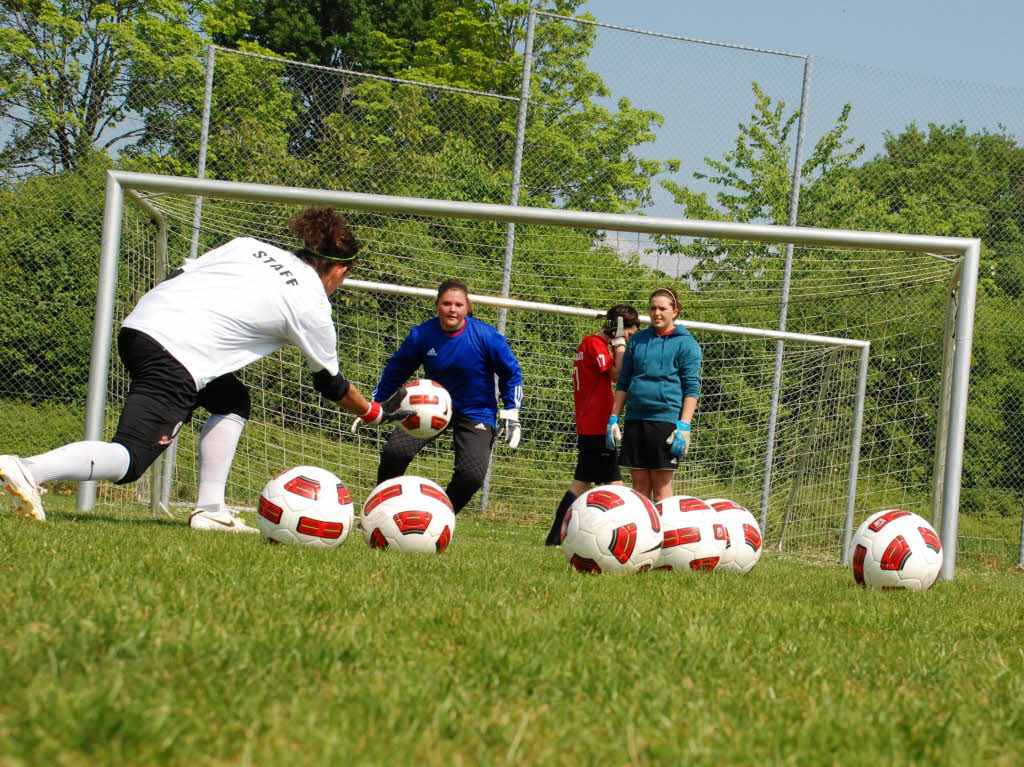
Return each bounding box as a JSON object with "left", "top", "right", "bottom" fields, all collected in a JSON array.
[{"left": 289, "top": 206, "right": 361, "bottom": 276}]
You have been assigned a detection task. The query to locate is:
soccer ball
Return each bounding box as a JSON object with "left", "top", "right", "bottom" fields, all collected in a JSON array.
[
  {"left": 849, "top": 509, "right": 943, "bottom": 591},
  {"left": 398, "top": 379, "right": 453, "bottom": 438},
  {"left": 361, "top": 475, "right": 456, "bottom": 553},
  {"left": 656, "top": 495, "right": 728, "bottom": 572},
  {"left": 256, "top": 465, "right": 354, "bottom": 548},
  {"left": 705, "top": 497, "right": 763, "bottom": 574},
  {"left": 562, "top": 485, "right": 663, "bottom": 574}
]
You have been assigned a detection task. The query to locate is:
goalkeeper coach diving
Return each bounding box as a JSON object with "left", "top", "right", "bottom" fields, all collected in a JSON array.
[{"left": 0, "top": 206, "right": 410, "bottom": 529}]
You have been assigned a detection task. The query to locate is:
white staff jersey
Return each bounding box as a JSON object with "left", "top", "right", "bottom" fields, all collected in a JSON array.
[{"left": 122, "top": 237, "right": 339, "bottom": 390}]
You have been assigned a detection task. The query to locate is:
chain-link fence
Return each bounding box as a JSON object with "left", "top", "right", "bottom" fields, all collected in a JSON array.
[
  {"left": 2, "top": 8, "right": 1022, "bottom": 562},
  {"left": 107, "top": 179, "right": 947, "bottom": 567}
]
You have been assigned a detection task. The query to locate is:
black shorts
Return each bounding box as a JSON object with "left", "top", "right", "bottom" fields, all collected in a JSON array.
[
  {"left": 111, "top": 328, "right": 249, "bottom": 484},
  {"left": 573, "top": 434, "right": 622, "bottom": 484},
  {"left": 617, "top": 419, "right": 678, "bottom": 472}
]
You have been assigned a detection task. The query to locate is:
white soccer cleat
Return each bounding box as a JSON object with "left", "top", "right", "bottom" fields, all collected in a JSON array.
[
  {"left": 0, "top": 455, "right": 46, "bottom": 521},
  {"left": 188, "top": 507, "right": 259, "bottom": 534}
]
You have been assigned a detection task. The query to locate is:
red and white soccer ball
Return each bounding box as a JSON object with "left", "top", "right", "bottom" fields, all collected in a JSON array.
[
  {"left": 705, "top": 497, "right": 763, "bottom": 574},
  {"left": 398, "top": 379, "right": 453, "bottom": 439},
  {"left": 849, "top": 509, "right": 943, "bottom": 591},
  {"left": 361, "top": 475, "right": 456, "bottom": 554},
  {"left": 257, "top": 465, "right": 354, "bottom": 548},
  {"left": 656, "top": 495, "right": 729, "bottom": 572},
  {"left": 561, "top": 485, "right": 664, "bottom": 574}
]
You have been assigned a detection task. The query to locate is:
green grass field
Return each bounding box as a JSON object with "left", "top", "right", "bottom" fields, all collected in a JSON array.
[{"left": 2, "top": 495, "right": 1024, "bottom": 766}]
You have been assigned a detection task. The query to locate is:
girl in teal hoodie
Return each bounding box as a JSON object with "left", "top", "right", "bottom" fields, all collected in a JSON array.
[{"left": 606, "top": 287, "right": 702, "bottom": 501}]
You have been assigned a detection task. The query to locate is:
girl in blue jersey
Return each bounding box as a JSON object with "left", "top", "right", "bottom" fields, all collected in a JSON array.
[
  {"left": 368, "top": 279, "right": 524, "bottom": 513},
  {"left": 606, "top": 287, "right": 702, "bottom": 502}
]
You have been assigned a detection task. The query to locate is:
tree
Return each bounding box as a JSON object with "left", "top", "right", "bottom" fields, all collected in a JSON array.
[
  {"left": 0, "top": 154, "right": 112, "bottom": 401},
  {"left": 218, "top": 0, "right": 459, "bottom": 73},
  {"left": 852, "top": 123, "right": 1024, "bottom": 504},
  {"left": 0, "top": 0, "right": 249, "bottom": 179},
  {"left": 655, "top": 82, "right": 870, "bottom": 284},
  {"left": 213, "top": 0, "right": 670, "bottom": 212},
  {"left": 651, "top": 87, "right": 950, "bottom": 496},
  {"left": 657, "top": 87, "right": 1024, "bottom": 511}
]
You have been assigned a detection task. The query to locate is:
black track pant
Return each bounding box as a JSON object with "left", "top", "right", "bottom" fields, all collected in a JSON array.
[
  {"left": 377, "top": 413, "right": 495, "bottom": 513},
  {"left": 112, "top": 328, "right": 250, "bottom": 484}
]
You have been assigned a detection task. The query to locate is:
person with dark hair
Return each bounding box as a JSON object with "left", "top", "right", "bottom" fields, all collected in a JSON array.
[
  {"left": 606, "top": 287, "right": 702, "bottom": 502},
  {"left": 1, "top": 206, "right": 409, "bottom": 529},
  {"left": 545, "top": 304, "right": 640, "bottom": 545},
  {"left": 358, "top": 279, "right": 524, "bottom": 514}
]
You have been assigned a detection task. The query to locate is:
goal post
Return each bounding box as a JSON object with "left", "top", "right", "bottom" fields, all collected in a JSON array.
[
  {"left": 347, "top": 279, "right": 874, "bottom": 565},
  {"left": 82, "top": 170, "right": 979, "bottom": 579}
]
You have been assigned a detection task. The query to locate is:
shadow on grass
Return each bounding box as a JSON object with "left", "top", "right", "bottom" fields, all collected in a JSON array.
[{"left": 50, "top": 511, "right": 184, "bottom": 528}]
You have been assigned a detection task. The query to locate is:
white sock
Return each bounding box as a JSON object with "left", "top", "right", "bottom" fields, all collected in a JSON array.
[
  {"left": 195, "top": 413, "right": 246, "bottom": 511},
  {"left": 24, "top": 442, "right": 131, "bottom": 484}
]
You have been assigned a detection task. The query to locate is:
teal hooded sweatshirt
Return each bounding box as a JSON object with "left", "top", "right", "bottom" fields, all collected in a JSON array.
[{"left": 617, "top": 324, "right": 702, "bottom": 422}]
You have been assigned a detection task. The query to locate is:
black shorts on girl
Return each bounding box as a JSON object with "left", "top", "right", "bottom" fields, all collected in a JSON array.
[
  {"left": 617, "top": 419, "right": 678, "bottom": 471},
  {"left": 573, "top": 434, "right": 622, "bottom": 483},
  {"left": 112, "top": 328, "right": 250, "bottom": 483}
]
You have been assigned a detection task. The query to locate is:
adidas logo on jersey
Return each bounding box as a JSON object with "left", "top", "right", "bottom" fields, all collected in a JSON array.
[{"left": 427, "top": 347, "right": 437, "bottom": 356}]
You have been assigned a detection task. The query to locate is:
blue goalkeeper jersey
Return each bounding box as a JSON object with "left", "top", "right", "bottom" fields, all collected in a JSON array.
[{"left": 374, "top": 316, "right": 523, "bottom": 425}]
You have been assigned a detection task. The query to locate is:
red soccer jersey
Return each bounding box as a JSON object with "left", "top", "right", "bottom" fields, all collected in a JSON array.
[{"left": 573, "top": 333, "right": 615, "bottom": 434}]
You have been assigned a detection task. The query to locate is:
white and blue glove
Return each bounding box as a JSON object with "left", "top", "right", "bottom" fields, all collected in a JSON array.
[
  {"left": 666, "top": 420, "right": 691, "bottom": 457},
  {"left": 498, "top": 409, "right": 522, "bottom": 449},
  {"left": 606, "top": 415, "right": 621, "bottom": 451}
]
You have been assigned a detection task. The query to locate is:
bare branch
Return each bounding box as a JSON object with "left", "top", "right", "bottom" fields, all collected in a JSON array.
[{"left": 98, "top": 127, "right": 145, "bottom": 151}]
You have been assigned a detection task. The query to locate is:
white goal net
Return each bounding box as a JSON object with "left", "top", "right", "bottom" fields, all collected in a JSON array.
[{"left": 89, "top": 173, "right": 977, "bottom": 564}]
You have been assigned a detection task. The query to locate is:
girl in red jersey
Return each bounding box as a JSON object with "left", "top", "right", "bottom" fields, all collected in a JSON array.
[{"left": 545, "top": 304, "right": 640, "bottom": 545}]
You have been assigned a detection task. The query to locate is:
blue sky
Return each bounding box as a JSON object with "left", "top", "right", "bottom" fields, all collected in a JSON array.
[
  {"left": 569, "top": 0, "right": 1024, "bottom": 219},
  {"left": 578, "top": 0, "right": 1024, "bottom": 89}
]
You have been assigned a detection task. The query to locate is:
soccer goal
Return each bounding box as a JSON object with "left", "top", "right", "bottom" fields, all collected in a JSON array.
[{"left": 81, "top": 171, "right": 979, "bottom": 577}]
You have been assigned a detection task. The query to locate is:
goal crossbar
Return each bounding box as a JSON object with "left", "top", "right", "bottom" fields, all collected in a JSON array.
[
  {"left": 111, "top": 171, "right": 974, "bottom": 254},
  {"left": 84, "top": 171, "right": 980, "bottom": 579},
  {"left": 346, "top": 279, "right": 871, "bottom": 349}
]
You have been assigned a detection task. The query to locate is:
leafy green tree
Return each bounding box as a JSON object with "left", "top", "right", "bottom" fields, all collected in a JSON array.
[
  {"left": 852, "top": 123, "right": 1024, "bottom": 505},
  {"left": 657, "top": 87, "right": 1024, "bottom": 511},
  {"left": 0, "top": 0, "right": 250, "bottom": 179},
  {"left": 656, "top": 83, "right": 869, "bottom": 284},
  {"left": 214, "top": 0, "right": 669, "bottom": 212},
  {"left": 652, "top": 86, "right": 937, "bottom": 495},
  {"left": 0, "top": 154, "right": 112, "bottom": 401},
  {"left": 218, "top": 0, "right": 455, "bottom": 72},
  {"left": 216, "top": 1, "right": 514, "bottom": 164}
]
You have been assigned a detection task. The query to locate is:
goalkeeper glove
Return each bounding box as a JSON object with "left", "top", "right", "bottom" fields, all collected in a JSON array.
[
  {"left": 666, "top": 420, "right": 691, "bottom": 457},
  {"left": 497, "top": 409, "right": 522, "bottom": 449},
  {"left": 605, "top": 415, "right": 621, "bottom": 452},
  {"left": 350, "top": 389, "right": 413, "bottom": 433},
  {"left": 610, "top": 315, "right": 626, "bottom": 351}
]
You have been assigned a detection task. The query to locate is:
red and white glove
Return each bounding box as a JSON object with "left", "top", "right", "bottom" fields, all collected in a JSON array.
[
  {"left": 360, "top": 400, "right": 384, "bottom": 426},
  {"left": 350, "top": 390, "right": 412, "bottom": 433}
]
